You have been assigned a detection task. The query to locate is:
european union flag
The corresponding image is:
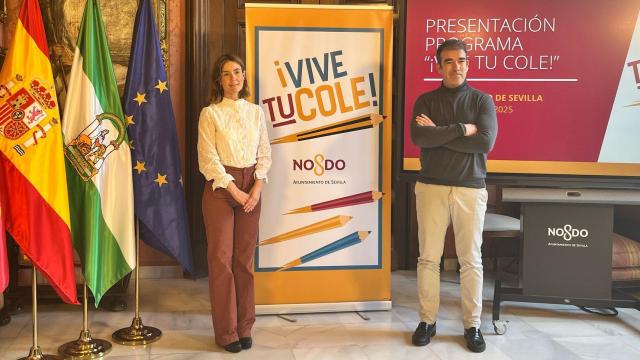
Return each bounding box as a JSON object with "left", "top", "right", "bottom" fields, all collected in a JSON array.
[{"left": 123, "top": 0, "right": 193, "bottom": 273}]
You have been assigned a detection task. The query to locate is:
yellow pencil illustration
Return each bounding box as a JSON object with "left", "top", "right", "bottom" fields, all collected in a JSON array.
[
  {"left": 270, "top": 113, "right": 385, "bottom": 145},
  {"left": 258, "top": 215, "right": 352, "bottom": 246},
  {"left": 277, "top": 231, "right": 370, "bottom": 271}
]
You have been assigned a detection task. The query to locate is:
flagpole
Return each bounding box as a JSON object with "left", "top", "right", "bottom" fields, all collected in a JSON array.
[
  {"left": 112, "top": 220, "right": 161, "bottom": 345},
  {"left": 18, "top": 267, "right": 61, "bottom": 360},
  {"left": 58, "top": 283, "right": 111, "bottom": 359}
]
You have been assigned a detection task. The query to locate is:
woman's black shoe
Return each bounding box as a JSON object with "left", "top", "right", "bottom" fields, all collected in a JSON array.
[
  {"left": 223, "top": 341, "right": 242, "bottom": 353},
  {"left": 240, "top": 337, "right": 252, "bottom": 349}
]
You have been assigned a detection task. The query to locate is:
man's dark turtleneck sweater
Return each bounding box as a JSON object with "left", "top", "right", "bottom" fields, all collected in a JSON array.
[{"left": 410, "top": 80, "right": 497, "bottom": 188}]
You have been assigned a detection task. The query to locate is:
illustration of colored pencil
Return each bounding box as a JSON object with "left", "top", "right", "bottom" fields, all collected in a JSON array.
[
  {"left": 277, "top": 231, "right": 370, "bottom": 271},
  {"left": 258, "top": 215, "right": 352, "bottom": 246},
  {"left": 286, "top": 191, "right": 384, "bottom": 215},
  {"left": 270, "top": 113, "right": 385, "bottom": 144}
]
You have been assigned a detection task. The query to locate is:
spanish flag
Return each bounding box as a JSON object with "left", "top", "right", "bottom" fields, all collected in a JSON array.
[{"left": 0, "top": 0, "right": 78, "bottom": 304}]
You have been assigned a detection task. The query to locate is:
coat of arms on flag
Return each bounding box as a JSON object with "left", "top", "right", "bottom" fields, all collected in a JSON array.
[
  {"left": 65, "top": 113, "right": 127, "bottom": 181},
  {"left": 0, "top": 75, "right": 60, "bottom": 156}
]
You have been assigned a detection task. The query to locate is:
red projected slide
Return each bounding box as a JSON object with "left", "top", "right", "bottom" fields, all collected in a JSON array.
[{"left": 402, "top": 0, "right": 640, "bottom": 176}]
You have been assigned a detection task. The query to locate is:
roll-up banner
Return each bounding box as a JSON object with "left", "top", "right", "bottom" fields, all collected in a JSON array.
[{"left": 246, "top": 4, "right": 393, "bottom": 312}]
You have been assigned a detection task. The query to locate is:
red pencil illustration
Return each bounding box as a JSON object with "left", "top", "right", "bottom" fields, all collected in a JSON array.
[{"left": 286, "top": 191, "right": 383, "bottom": 215}]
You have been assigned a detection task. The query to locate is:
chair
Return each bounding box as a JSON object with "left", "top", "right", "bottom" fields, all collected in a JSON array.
[
  {"left": 440, "top": 185, "right": 521, "bottom": 272},
  {"left": 481, "top": 185, "right": 521, "bottom": 272},
  {"left": 482, "top": 212, "right": 521, "bottom": 271}
]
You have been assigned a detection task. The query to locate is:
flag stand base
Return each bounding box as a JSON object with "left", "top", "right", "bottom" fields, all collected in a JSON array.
[
  {"left": 112, "top": 317, "right": 161, "bottom": 346},
  {"left": 19, "top": 346, "right": 62, "bottom": 360},
  {"left": 111, "top": 221, "right": 162, "bottom": 346},
  {"left": 20, "top": 267, "right": 63, "bottom": 360},
  {"left": 58, "top": 330, "right": 111, "bottom": 359}
]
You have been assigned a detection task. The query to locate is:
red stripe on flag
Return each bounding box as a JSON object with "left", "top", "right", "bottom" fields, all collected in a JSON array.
[
  {"left": 0, "top": 113, "right": 11, "bottom": 121},
  {"left": 0, "top": 103, "right": 11, "bottom": 114},
  {"left": 0, "top": 152, "right": 78, "bottom": 304},
  {"left": 0, "top": 189, "right": 8, "bottom": 293},
  {"left": 18, "top": 0, "right": 49, "bottom": 58}
]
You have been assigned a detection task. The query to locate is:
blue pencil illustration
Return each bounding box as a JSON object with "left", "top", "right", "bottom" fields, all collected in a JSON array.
[{"left": 277, "top": 231, "right": 370, "bottom": 271}]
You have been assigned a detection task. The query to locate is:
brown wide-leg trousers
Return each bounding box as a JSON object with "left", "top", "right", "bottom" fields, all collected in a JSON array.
[{"left": 202, "top": 165, "right": 260, "bottom": 347}]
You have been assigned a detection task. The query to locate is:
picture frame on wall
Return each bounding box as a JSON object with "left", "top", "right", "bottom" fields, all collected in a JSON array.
[
  {"left": 39, "top": 0, "right": 168, "bottom": 96},
  {"left": 0, "top": 1, "right": 6, "bottom": 24},
  {"left": 0, "top": 1, "right": 6, "bottom": 67}
]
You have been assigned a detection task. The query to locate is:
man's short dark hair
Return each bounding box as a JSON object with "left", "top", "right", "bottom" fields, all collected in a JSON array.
[{"left": 436, "top": 39, "right": 468, "bottom": 64}]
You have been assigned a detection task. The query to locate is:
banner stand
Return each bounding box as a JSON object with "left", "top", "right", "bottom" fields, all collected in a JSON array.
[
  {"left": 246, "top": 3, "right": 394, "bottom": 313},
  {"left": 257, "top": 301, "right": 391, "bottom": 316}
]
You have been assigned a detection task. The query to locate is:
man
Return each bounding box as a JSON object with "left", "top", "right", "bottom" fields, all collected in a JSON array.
[{"left": 409, "top": 38, "right": 497, "bottom": 353}]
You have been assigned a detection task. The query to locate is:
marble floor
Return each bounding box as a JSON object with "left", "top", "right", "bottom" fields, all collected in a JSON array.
[{"left": 1, "top": 271, "right": 640, "bottom": 360}]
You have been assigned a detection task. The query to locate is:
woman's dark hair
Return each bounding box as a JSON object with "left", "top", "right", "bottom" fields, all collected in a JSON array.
[{"left": 211, "top": 54, "right": 250, "bottom": 103}]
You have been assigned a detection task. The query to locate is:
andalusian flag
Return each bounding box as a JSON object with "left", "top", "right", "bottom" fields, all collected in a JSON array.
[
  {"left": 0, "top": 0, "right": 78, "bottom": 303},
  {"left": 63, "top": 0, "right": 135, "bottom": 305}
]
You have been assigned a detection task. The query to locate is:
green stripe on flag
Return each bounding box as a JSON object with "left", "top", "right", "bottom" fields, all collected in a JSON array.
[
  {"left": 66, "top": 164, "right": 132, "bottom": 305},
  {"left": 77, "top": 0, "right": 125, "bottom": 120}
]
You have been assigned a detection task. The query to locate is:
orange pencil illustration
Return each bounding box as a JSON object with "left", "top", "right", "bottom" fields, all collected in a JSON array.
[
  {"left": 286, "top": 190, "right": 384, "bottom": 215},
  {"left": 278, "top": 231, "right": 370, "bottom": 271},
  {"left": 270, "top": 113, "right": 385, "bottom": 145},
  {"left": 258, "top": 215, "right": 352, "bottom": 246}
]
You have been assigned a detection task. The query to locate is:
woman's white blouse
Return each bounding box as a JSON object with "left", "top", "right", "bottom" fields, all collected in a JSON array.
[{"left": 197, "top": 97, "right": 272, "bottom": 190}]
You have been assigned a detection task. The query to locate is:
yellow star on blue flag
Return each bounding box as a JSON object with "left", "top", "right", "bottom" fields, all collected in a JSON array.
[
  {"left": 155, "top": 80, "right": 168, "bottom": 93},
  {"left": 154, "top": 173, "right": 168, "bottom": 187},
  {"left": 133, "top": 92, "right": 147, "bottom": 106}
]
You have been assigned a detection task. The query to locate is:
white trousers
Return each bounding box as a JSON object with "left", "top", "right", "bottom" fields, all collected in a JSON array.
[{"left": 415, "top": 182, "right": 487, "bottom": 329}]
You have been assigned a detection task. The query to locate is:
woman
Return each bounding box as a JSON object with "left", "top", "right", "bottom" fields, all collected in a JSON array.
[{"left": 198, "top": 54, "right": 271, "bottom": 353}]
